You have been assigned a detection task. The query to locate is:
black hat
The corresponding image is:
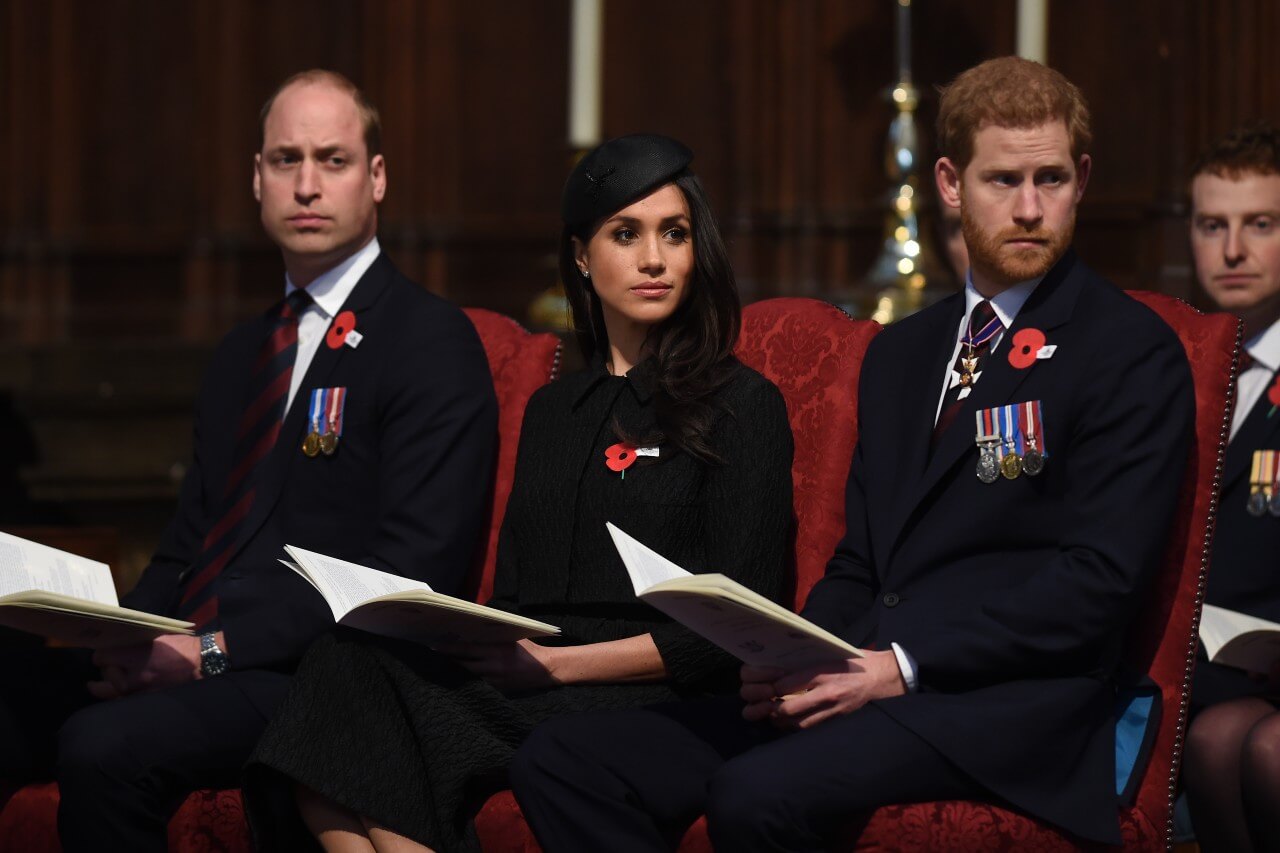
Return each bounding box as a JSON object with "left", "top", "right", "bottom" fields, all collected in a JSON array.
[{"left": 561, "top": 134, "right": 694, "bottom": 235}]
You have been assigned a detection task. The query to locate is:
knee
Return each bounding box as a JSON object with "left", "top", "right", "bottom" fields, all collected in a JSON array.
[
  {"left": 1186, "top": 703, "right": 1248, "bottom": 771},
  {"left": 1242, "top": 714, "right": 1280, "bottom": 774},
  {"left": 511, "top": 716, "right": 590, "bottom": 794},
  {"left": 56, "top": 705, "right": 140, "bottom": 789},
  {"left": 706, "top": 757, "right": 794, "bottom": 847}
]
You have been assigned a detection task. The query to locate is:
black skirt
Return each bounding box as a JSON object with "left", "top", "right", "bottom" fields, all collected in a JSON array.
[{"left": 243, "top": 627, "right": 683, "bottom": 852}]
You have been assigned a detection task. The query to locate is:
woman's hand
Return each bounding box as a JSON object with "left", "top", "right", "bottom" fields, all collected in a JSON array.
[{"left": 436, "top": 639, "right": 562, "bottom": 691}]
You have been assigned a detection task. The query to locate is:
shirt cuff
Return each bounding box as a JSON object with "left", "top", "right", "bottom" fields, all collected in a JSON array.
[{"left": 891, "top": 642, "right": 919, "bottom": 693}]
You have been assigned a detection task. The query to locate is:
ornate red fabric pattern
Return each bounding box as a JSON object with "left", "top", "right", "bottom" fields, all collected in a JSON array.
[{"left": 459, "top": 308, "right": 561, "bottom": 603}]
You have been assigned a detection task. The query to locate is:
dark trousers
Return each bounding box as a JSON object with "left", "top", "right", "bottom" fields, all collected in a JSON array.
[
  {"left": 0, "top": 630, "right": 288, "bottom": 853},
  {"left": 511, "top": 695, "right": 984, "bottom": 853}
]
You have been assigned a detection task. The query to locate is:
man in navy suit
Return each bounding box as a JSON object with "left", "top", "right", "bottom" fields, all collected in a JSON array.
[
  {"left": 0, "top": 70, "right": 497, "bottom": 851},
  {"left": 1182, "top": 123, "right": 1280, "bottom": 853},
  {"left": 511, "top": 57, "right": 1194, "bottom": 850}
]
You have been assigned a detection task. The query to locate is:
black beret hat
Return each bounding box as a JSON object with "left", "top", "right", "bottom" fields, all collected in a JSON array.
[{"left": 561, "top": 134, "right": 694, "bottom": 235}]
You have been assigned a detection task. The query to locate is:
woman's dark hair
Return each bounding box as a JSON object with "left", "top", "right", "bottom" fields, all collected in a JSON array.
[{"left": 558, "top": 171, "right": 741, "bottom": 463}]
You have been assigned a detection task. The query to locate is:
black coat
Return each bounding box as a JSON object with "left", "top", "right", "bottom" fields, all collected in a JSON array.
[
  {"left": 802, "top": 251, "right": 1195, "bottom": 844},
  {"left": 121, "top": 253, "right": 498, "bottom": 704},
  {"left": 1194, "top": 362, "right": 1280, "bottom": 708}
]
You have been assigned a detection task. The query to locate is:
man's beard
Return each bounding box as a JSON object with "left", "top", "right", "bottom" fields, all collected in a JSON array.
[{"left": 961, "top": 200, "right": 1074, "bottom": 287}]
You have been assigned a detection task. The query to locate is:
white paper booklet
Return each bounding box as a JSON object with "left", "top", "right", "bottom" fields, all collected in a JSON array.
[
  {"left": 1201, "top": 603, "right": 1280, "bottom": 673},
  {"left": 0, "top": 530, "right": 193, "bottom": 647},
  {"left": 606, "top": 523, "right": 863, "bottom": 669},
  {"left": 282, "top": 545, "right": 559, "bottom": 644}
]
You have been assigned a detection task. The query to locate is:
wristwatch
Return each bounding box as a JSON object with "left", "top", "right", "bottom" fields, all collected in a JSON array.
[{"left": 199, "top": 632, "right": 229, "bottom": 677}]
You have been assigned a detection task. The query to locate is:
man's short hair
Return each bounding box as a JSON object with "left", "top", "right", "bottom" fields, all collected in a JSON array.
[
  {"left": 937, "top": 56, "right": 1092, "bottom": 172},
  {"left": 259, "top": 69, "right": 382, "bottom": 159},
  {"left": 1190, "top": 122, "right": 1280, "bottom": 183}
]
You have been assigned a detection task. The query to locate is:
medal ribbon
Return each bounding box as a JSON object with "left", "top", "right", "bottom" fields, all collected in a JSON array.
[
  {"left": 1019, "top": 400, "right": 1049, "bottom": 457},
  {"left": 962, "top": 313, "right": 1003, "bottom": 349},
  {"left": 308, "top": 388, "right": 325, "bottom": 436},
  {"left": 325, "top": 387, "right": 346, "bottom": 437},
  {"left": 1268, "top": 450, "right": 1279, "bottom": 499},
  {"left": 1002, "top": 405, "right": 1022, "bottom": 457}
]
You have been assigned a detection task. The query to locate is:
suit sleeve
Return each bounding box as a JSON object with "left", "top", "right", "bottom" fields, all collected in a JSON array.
[
  {"left": 800, "top": 341, "right": 882, "bottom": 635},
  {"left": 903, "top": 324, "right": 1195, "bottom": 690},
  {"left": 221, "top": 304, "right": 498, "bottom": 671},
  {"left": 649, "top": 377, "right": 795, "bottom": 689}
]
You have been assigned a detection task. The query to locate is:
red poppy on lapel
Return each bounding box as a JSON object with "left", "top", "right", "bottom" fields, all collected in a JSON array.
[
  {"left": 605, "top": 442, "right": 638, "bottom": 473},
  {"left": 327, "top": 310, "right": 357, "bottom": 349},
  {"left": 1008, "top": 328, "right": 1047, "bottom": 370},
  {"left": 1268, "top": 373, "right": 1280, "bottom": 408}
]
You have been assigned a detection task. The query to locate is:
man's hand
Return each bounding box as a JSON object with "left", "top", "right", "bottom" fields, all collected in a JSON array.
[
  {"left": 739, "top": 649, "right": 907, "bottom": 731},
  {"left": 87, "top": 634, "right": 210, "bottom": 699},
  {"left": 436, "top": 639, "right": 561, "bottom": 691}
]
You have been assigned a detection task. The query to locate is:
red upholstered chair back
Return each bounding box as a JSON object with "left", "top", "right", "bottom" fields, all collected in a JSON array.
[
  {"left": 461, "top": 308, "right": 562, "bottom": 603},
  {"left": 1118, "top": 292, "right": 1239, "bottom": 842},
  {"left": 734, "top": 298, "right": 882, "bottom": 609}
]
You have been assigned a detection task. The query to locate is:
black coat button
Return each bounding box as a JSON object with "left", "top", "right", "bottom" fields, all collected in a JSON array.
[{"left": 883, "top": 592, "right": 900, "bottom": 607}]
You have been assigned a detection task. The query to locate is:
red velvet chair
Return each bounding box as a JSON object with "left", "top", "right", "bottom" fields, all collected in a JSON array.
[
  {"left": 0, "top": 308, "right": 562, "bottom": 853},
  {"left": 474, "top": 297, "right": 884, "bottom": 849}
]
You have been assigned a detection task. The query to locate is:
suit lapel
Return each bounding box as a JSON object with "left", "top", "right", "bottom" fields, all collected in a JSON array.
[
  {"left": 225, "top": 253, "right": 397, "bottom": 564},
  {"left": 1223, "top": 376, "right": 1280, "bottom": 490},
  {"left": 885, "top": 252, "right": 1083, "bottom": 555},
  {"left": 881, "top": 295, "right": 965, "bottom": 554}
]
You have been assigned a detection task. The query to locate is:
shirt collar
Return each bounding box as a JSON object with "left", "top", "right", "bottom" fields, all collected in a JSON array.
[
  {"left": 285, "top": 236, "right": 381, "bottom": 318},
  {"left": 571, "top": 355, "right": 658, "bottom": 408},
  {"left": 962, "top": 270, "right": 1042, "bottom": 333},
  {"left": 1245, "top": 316, "right": 1280, "bottom": 374}
]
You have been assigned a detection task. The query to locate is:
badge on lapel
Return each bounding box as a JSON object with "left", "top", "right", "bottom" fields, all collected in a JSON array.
[
  {"left": 1007, "top": 328, "right": 1047, "bottom": 369},
  {"left": 1247, "top": 449, "right": 1280, "bottom": 516},
  {"left": 302, "top": 387, "right": 347, "bottom": 458},
  {"left": 326, "top": 311, "right": 359, "bottom": 350},
  {"left": 973, "top": 401, "right": 1048, "bottom": 483}
]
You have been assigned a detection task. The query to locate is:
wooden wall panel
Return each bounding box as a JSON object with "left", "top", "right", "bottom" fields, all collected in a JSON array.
[{"left": 2, "top": 0, "right": 1280, "bottom": 564}]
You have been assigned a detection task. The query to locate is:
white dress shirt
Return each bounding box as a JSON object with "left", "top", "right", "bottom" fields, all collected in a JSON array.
[
  {"left": 1231, "top": 318, "right": 1280, "bottom": 441},
  {"left": 283, "top": 237, "right": 381, "bottom": 414}
]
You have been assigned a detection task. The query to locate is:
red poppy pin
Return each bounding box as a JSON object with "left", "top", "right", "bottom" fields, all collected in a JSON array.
[
  {"left": 605, "top": 442, "right": 638, "bottom": 479},
  {"left": 326, "top": 310, "right": 357, "bottom": 349},
  {"left": 1267, "top": 373, "right": 1280, "bottom": 416},
  {"left": 1007, "top": 328, "right": 1047, "bottom": 370}
]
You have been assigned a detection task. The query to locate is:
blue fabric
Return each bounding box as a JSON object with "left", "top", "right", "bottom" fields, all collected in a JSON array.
[{"left": 1115, "top": 686, "right": 1159, "bottom": 801}]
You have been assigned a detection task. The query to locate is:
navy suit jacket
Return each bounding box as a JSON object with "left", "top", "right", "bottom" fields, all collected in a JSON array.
[
  {"left": 121, "top": 253, "right": 498, "bottom": 707},
  {"left": 1194, "top": 355, "right": 1280, "bottom": 707},
  {"left": 802, "top": 251, "right": 1195, "bottom": 843}
]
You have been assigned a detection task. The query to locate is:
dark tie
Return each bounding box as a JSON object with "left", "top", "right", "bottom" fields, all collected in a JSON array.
[
  {"left": 177, "top": 289, "right": 312, "bottom": 629},
  {"left": 933, "top": 300, "right": 1002, "bottom": 444}
]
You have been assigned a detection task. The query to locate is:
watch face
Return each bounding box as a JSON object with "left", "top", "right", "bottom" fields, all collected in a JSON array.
[{"left": 200, "top": 634, "right": 228, "bottom": 677}]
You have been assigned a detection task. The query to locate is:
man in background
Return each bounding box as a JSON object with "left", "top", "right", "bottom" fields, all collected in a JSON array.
[
  {"left": 0, "top": 69, "right": 497, "bottom": 851},
  {"left": 1182, "top": 122, "right": 1280, "bottom": 853}
]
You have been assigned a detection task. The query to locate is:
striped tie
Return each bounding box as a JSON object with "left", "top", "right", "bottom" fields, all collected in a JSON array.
[
  {"left": 177, "top": 289, "right": 312, "bottom": 629},
  {"left": 933, "top": 300, "right": 1001, "bottom": 445}
]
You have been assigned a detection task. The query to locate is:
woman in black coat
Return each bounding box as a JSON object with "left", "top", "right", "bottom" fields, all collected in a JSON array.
[{"left": 243, "top": 134, "right": 795, "bottom": 852}]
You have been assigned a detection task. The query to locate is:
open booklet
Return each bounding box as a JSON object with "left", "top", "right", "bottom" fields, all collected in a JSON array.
[
  {"left": 1200, "top": 603, "right": 1280, "bottom": 673},
  {"left": 606, "top": 523, "right": 863, "bottom": 669},
  {"left": 0, "top": 531, "right": 194, "bottom": 647},
  {"left": 282, "top": 546, "right": 559, "bottom": 645}
]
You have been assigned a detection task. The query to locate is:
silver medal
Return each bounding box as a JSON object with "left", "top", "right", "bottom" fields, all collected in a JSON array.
[
  {"left": 1022, "top": 448, "right": 1045, "bottom": 477},
  {"left": 977, "top": 446, "right": 1000, "bottom": 484},
  {"left": 1248, "top": 492, "right": 1268, "bottom": 517}
]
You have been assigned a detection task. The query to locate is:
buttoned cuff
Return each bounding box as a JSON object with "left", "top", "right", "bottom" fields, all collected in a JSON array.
[{"left": 891, "top": 642, "right": 919, "bottom": 693}]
